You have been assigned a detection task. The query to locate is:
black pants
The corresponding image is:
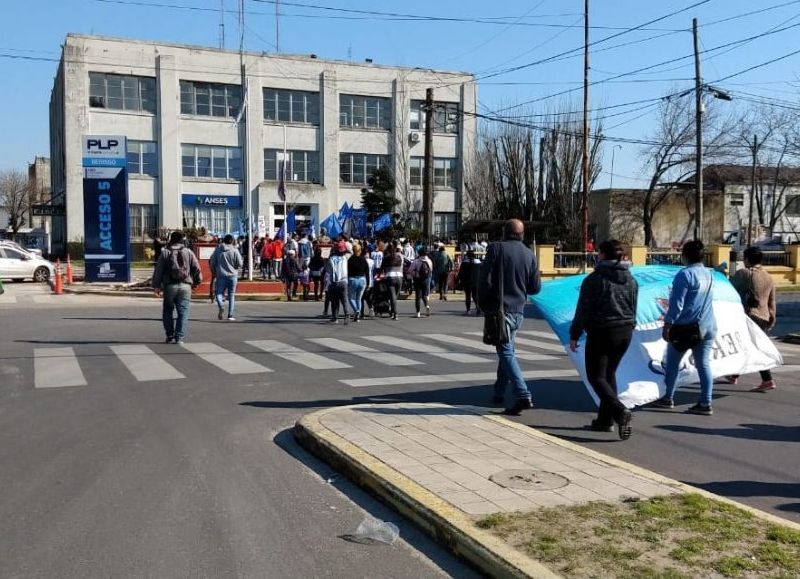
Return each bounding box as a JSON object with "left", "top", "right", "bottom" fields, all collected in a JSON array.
[
  {"left": 585, "top": 326, "right": 633, "bottom": 425},
  {"left": 386, "top": 277, "right": 401, "bottom": 316},
  {"left": 464, "top": 287, "right": 474, "bottom": 311},
  {"left": 330, "top": 281, "right": 350, "bottom": 319},
  {"left": 437, "top": 273, "right": 449, "bottom": 299}
]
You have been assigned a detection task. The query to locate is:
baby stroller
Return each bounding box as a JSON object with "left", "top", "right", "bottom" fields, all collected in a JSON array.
[{"left": 371, "top": 278, "right": 393, "bottom": 317}]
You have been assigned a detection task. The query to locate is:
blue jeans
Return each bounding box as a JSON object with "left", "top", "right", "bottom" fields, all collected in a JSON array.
[
  {"left": 162, "top": 283, "right": 192, "bottom": 341},
  {"left": 215, "top": 275, "right": 237, "bottom": 318},
  {"left": 664, "top": 337, "right": 715, "bottom": 406},
  {"left": 493, "top": 312, "right": 530, "bottom": 401},
  {"left": 348, "top": 276, "right": 367, "bottom": 314}
]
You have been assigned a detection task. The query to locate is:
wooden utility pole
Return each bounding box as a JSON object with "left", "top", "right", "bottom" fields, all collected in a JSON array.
[
  {"left": 538, "top": 135, "right": 546, "bottom": 207},
  {"left": 581, "top": 0, "right": 590, "bottom": 265},
  {"left": 422, "top": 88, "right": 435, "bottom": 243},
  {"left": 693, "top": 17, "right": 704, "bottom": 242},
  {"left": 747, "top": 134, "right": 758, "bottom": 247},
  {"left": 275, "top": 0, "right": 280, "bottom": 52}
]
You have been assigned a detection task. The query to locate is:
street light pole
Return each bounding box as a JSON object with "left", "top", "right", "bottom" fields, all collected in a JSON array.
[
  {"left": 609, "top": 144, "right": 622, "bottom": 192},
  {"left": 693, "top": 17, "right": 704, "bottom": 242}
]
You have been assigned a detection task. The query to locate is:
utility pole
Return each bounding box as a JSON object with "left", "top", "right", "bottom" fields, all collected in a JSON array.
[
  {"left": 538, "top": 135, "right": 546, "bottom": 207},
  {"left": 219, "top": 0, "right": 225, "bottom": 49},
  {"left": 747, "top": 134, "right": 758, "bottom": 247},
  {"left": 275, "top": 0, "right": 280, "bottom": 52},
  {"left": 239, "top": 0, "right": 253, "bottom": 280},
  {"left": 422, "top": 88, "right": 435, "bottom": 244},
  {"left": 693, "top": 17, "right": 704, "bottom": 242},
  {"left": 581, "top": 0, "right": 590, "bottom": 267}
]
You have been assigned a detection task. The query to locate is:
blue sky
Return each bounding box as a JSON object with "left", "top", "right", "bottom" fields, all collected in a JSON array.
[{"left": 2, "top": 0, "right": 799, "bottom": 187}]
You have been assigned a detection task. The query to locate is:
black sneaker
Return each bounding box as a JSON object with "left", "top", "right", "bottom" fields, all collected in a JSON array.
[
  {"left": 501, "top": 398, "right": 533, "bottom": 416},
  {"left": 616, "top": 409, "right": 633, "bottom": 440},
  {"left": 165, "top": 336, "right": 174, "bottom": 344},
  {"left": 687, "top": 403, "right": 713, "bottom": 416},
  {"left": 651, "top": 396, "right": 674, "bottom": 409},
  {"left": 589, "top": 419, "right": 615, "bottom": 432}
]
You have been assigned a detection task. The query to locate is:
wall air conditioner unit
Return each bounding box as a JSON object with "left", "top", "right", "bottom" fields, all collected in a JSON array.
[{"left": 410, "top": 131, "right": 421, "bottom": 143}]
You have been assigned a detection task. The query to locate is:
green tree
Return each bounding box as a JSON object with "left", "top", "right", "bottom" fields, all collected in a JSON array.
[{"left": 362, "top": 167, "right": 399, "bottom": 219}]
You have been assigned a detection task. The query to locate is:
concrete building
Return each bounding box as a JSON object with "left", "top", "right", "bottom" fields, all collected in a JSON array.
[
  {"left": 27, "top": 156, "right": 51, "bottom": 229},
  {"left": 49, "top": 34, "right": 477, "bottom": 256},
  {"left": 592, "top": 165, "right": 800, "bottom": 248}
]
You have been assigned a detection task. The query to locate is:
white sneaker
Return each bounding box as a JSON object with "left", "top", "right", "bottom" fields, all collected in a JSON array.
[
  {"left": 415, "top": 312, "right": 421, "bottom": 318},
  {"left": 426, "top": 305, "right": 431, "bottom": 317},
  {"left": 227, "top": 316, "right": 236, "bottom": 321}
]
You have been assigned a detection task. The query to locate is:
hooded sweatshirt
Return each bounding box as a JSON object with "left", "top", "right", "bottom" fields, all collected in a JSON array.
[
  {"left": 569, "top": 260, "right": 638, "bottom": 340},
  {"left": 210, "top": 243, "right": 243, "bottom": 278}
]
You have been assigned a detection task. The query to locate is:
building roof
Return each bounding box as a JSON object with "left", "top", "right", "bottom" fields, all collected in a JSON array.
[
  {"left": 690, "top": 164, "right": 800, "bottom": 187},
  {"left": 65, "top": 33, "right": 474, "bottom": 79}
]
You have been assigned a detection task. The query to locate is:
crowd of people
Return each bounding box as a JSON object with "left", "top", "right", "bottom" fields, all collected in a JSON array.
[{"left": 152, "top": 220, "right": 780, "bottom": 442}]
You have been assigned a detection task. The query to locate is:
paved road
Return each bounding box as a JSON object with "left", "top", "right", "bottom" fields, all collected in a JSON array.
[{"left": 1, "top": 282, "right": 799, "bottom": 577}]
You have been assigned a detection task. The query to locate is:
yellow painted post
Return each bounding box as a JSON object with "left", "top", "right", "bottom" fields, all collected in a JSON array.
[
  {"left": 789, "top": 245, "right": 800, "bottom": 285},
  {"left": 536, "top": 245, "right": 556, "bottom": 274},
  {"left": 710, "top": 244, "right": 732, "bottom": 268},
  {"left": 629, "top": 246, "right": 647, "bottom": 266}
]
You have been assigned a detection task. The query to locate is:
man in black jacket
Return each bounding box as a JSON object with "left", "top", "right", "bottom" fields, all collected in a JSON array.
[{"left": 479, "top": 219, "right": 542, "bottom": 415}]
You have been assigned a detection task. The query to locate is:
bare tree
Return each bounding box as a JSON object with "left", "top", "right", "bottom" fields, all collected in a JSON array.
[
  {"left": 639, "top": 94, "right": 735, "bottom": 246},
  {"left": 0, "top": 169, "right": 30, "bottom": 233}
]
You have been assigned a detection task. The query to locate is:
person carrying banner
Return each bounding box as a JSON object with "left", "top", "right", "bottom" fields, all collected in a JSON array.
[
  {"left": 653, "top": 240, "right": 717, "bottom": 415},
  {"left": 727, "top": 246, "right": 778, "bottom": 392},
  {"left": 569, "top": 240, "right": 637, "bottom": 439},
  {"left": 479, "top": 219, "right": 542, "bottom": 416},
  {"left": 153, "top": 231, "right": 202, "bottom": 344}
]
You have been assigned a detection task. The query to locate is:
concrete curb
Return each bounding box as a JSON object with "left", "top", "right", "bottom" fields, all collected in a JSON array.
[
  {"left": 295, "top": 403, "right": 800, "bottom": 579},
  {"left": 294, "top": 405, "right": 561, "bottom": 579}
]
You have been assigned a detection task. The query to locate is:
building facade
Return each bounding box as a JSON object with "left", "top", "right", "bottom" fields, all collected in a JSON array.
[
  {"left": 27, "top": 156, "right": 51, "bottom": 230},
  {"left": 49, "top": 34, "right": 477, "bottom": 255}
]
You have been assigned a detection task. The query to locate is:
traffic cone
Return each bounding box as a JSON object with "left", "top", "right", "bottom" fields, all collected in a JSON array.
[
  {"left": 65, "top": 254, "right": 74, "bottom": 285},
  {"left": 54, "top": 259, "right": 63, "bottom": 295}
]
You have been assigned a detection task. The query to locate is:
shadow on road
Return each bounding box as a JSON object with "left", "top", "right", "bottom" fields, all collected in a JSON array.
[
  {"left": 655, "top": 423, "right": 800, "bottom": 443},
  {"left": 695, "top": 480, "right": 800, "bottom": 500}
]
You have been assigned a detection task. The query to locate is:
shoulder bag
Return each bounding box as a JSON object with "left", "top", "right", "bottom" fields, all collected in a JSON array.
[
  {"left": 668, "top": 270, "right": 714, "bottom": 352},
  {"left": 743, "top": 267, "right": 760, "bottom": 313},
  {"left": 482, "top": 242, "right": 510, "bottom": 346}
]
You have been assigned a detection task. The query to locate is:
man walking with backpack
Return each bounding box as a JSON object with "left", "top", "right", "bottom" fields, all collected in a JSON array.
[
  {"left": 433, "top": 245, "right": 454, "bottom": 301},
  {"left": 210, "top": 234, "right": 243, "bottom": 321},
  {"left": 408, "top": 248, "right": 433, "bottom": 318},
  {"left": 153, "top": 231, "right": 203, "bottom": 344}
]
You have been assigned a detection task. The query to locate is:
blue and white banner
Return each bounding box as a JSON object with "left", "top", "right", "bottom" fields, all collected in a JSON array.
[
  {"left": 373, "top": 212, "right": 393, "bottom": 232},
  {"left": 82, "top": 136, "right": 130, "bottom": 283},
  {"left": 530, "top": 265, "right": 783, "bottom": 408},
  {"left": 350, "top": 208, "right": 368, "bottom": 238}
]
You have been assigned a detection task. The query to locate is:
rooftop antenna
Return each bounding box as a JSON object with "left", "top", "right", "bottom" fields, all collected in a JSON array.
[{"left": 218, "top": 0, "right": 225, "bottom": 49}]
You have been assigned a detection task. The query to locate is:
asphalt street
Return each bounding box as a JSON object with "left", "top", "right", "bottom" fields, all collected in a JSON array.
[{"left": 1, "top": 283, "right": 799, "bottom": 578}]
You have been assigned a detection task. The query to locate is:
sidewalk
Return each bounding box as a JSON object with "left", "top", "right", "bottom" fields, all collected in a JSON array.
[{"left": 295, "top": 403, "right": 800, "bottom": 578}]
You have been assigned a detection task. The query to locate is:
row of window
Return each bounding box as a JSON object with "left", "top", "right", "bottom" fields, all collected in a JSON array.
[
  {"left": 127, "top": 141, "right": 456, "bottom": 187},
  {"left": 89, "top": 73, "right": 460, "bottom": 133}
]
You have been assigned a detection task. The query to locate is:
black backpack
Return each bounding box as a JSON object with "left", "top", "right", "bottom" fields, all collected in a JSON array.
[{"left": 167, "top": 248, "right": 190, "bottom": 284}]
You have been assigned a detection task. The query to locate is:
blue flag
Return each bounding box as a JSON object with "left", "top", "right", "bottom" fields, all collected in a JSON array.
[
  {"left": 350, "top": 208, "right": 368, "bottom": 238},
  {"left": 338, "top": 202, "right": 352, "bottom": 222},
  {"left": 286, "top": 210, "right": 296, "bottom": 234},
  {"left": 373, "top": 213, "right": 392, "bottom": 232},
  {"left": 320, "top": 213, "right": 342, "bottom": 239}
]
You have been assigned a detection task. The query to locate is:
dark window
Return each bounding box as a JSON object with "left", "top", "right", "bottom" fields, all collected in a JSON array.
[
  {"left": 264, "top": 149, "right": 320, "bottom": 183},
  {"left": 339, "top": 153, "right": 389, "bottom": 185},
  {"left": 410, "top": 100, "right": 459, "bottom": 134},
  {"left": 181, "top": 144, "right": 242, "bottom": 181},
  {"left": 340, "top": 95, "right": 392, "bottom": 130},
  {"left": 180, "top": 81, "right": 241, "bottom": 118},
  {"left": 127, "top": 141, "right": 158, "bottom": 177},
  {"left": 410, "top": 157, "right": 457, "bottom": 188},
  {"left": 263, "top": 88, "right": 320, "bottom": 125},
  {"left": 88, "top": 72, "right": 156, "bottom": 113}
]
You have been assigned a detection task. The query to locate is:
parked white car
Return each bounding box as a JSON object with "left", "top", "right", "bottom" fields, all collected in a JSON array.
[
  {"left": 0, "top": 240, "right": 43, "bottom": 257},
  {"left": 0, "top": 246, "right": 54, "bottom": 282}
]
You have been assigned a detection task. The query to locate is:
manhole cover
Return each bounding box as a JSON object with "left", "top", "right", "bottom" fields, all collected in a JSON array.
[{"left": 490, "top": 469, "right": 569, "bottom": 491}]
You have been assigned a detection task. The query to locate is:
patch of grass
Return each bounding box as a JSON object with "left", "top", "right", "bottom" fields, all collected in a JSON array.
[
  {"left": 713, "top": 555, "right": 758, "bottom": 576},
  {"left": 478, "top": 493, "right": 800, "bottom": 579},
  {"left": 475, "top": 512, "right": 509, "bottom": 530}
]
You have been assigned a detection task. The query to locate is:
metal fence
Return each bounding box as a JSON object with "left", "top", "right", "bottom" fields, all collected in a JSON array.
[
  {"left": 646, "top": 252, "right": 683, "bottom": 266},
  {"left": 554, "top": 252, "right": 598, "bottom": 268},
  {"left": 761, "top": 251, "right": 792, "bottom": 267}
]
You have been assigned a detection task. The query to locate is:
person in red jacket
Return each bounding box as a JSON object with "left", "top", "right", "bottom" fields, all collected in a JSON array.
[
  {"left": 271, "top": 237, "right": 284, "bottom": 280},
  {"left": 260, "top": 236, "right": 274, "bottom": 279}
]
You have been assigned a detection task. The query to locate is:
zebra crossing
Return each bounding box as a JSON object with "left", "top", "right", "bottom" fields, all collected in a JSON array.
[{"left": 22, "top": 330, "right": 568, "bottom": 390}]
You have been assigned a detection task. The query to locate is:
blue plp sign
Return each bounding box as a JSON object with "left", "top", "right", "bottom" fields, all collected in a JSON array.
[{"left": 82, "top": 135, "right": 131, "bottom": 283}]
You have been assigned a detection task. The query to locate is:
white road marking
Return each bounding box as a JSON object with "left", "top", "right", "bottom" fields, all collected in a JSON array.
[
  {"left": 465, "top": 331, "right": 565, "bottom": 353},
  {"left": 771, "top": 364, "right": 800, "bottom": 374},
  {"left": 34, "top": 347, "right": 87, "bottom": 388},
  {"left": 180, "top": 342, "right": 272, "bottom": 374},
  {"left": 775, "top": 340, "right": 800, "bottom": 357},
  {"left": 518, "top": 330, "right": 561, "bottom": 342},
  {"left": 341, "top": 369, "right": 579, "bottom": 388},
  {"left": 307, "top": 338, "right": 422, "bottom": 366},
  {"left": 361, "top": 335, "right": 487, "bottom": 364},
  {"left": 421, "top": 334, "right": 557, "bottom": 362},
  {"left": 246, "top": 340, "right": 351, "bottom": 370},
  {"left": 0, "top": 295, "right": 16, "bottom": 304},
  {"left": 110, "top": 345, "right": 185, "bottom": 381}
]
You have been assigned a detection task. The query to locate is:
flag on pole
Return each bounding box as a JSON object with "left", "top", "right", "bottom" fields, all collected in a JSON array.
[
  {"left": 286, "top": 210, "right": 296, "bottom": 234},
  {"left": 277, "top": 157, "right": 286, "bottom": 201},
  {"left": 338, "top": 201, "right": 352, "bottom": 222},
  {"left": 373, "top": 212, "right": 393, "bottom": 232}
]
